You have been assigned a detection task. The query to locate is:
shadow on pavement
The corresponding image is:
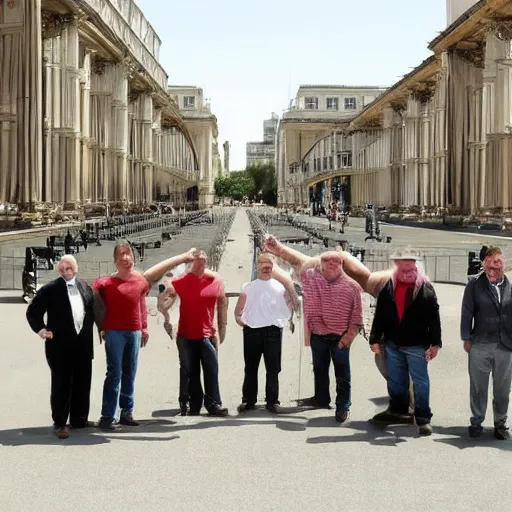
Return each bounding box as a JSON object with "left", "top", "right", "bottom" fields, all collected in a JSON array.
[
  {"left": 432, "top": 426, "right": 512, "bottom": 452},
  {"left": 0, "top": 295, "right": 25, "bottom": 304},
  {"left": 306, "top": 419, "right": 411, "bottom": 447},
  {"left": 0, "top": 420, "right": 181, "bottom": 447}
]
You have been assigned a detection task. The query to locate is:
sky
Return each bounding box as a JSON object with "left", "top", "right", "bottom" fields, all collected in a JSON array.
[{"left": 137, "top": 0, "right": 447, "bottom": 171}]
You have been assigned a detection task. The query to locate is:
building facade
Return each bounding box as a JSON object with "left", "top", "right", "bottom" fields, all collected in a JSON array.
[
  {"left": 246, "top": 113, "right": 279, "bottom": 168},
  {"left": 447, "top": 0, "right": 479, "bottom": 25},
  {"left": 0, "top": 0, "right": 216, "bottom": 214},
  {"left": 290, "top": 0, "right": 512, "bottom": 218},
  {"left": 223, "top": 141, "right": 230, "bottom": 175},
  {"left": 277, "top": 85, "right": 387, "bottom": 205},
  {"left": 168, "top": 86, "right": 221, "bottom": 207}
]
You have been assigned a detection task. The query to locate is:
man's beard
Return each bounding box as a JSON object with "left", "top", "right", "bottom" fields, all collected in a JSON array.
[
  {"left": 396, "top": 270, "right": 417, "bottom": 284},
  {"left": 486, "top": 267, "right": 504, "bottom": 283}
]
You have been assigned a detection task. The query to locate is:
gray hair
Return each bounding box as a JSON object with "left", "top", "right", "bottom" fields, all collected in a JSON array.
[{"left": 57, "top": 255, "right": 78, "bottom": 273}]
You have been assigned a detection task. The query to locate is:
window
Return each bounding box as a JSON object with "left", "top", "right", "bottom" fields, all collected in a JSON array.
[
  {"left": 337, "top": 154, "right": 341, "bottom": 169},
  {"left": 344, "top": 97, "right": 357, "bottom": 110},
  {"left": 326, "top": 97, "right": 339, "bottom": 111},
  {"left": 329, "top": 156, "right": 333, "bottom": 169},
  {"left": 323, "top": 157, "right": 328, "bottom": 170},
  {"left": 305, "top": 97, "right": 318, "bottom": 110},
  {"left": 342, "top": 153, "right": 352, "bottom": 167},
  {"left": 184, "top": 96, "right": 195, "bottom": 109}
]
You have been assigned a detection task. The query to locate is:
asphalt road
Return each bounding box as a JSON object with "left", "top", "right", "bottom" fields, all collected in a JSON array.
[{"left": 0, "top": 209, "right": 511, "bottom": 512}]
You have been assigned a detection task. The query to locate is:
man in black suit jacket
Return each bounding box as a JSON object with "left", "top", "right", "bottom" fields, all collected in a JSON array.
[{"left": 26, "top": 255, "right": 96, "bottom": 439}]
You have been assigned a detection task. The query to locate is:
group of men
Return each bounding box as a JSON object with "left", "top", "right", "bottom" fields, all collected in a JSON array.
[{"left": 26, "top": 234, "right": 512, "bottom": 442}]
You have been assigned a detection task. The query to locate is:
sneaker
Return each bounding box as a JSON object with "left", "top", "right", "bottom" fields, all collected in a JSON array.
[
  {"left": 54, "top": 426, "right": 69, "bottom": 439},
  {"left": 468, "top": 425, "right": 484, "bottom": 438},
  {"left": 266, "top": 403, "right": 282, "bottom": 414},
  {"left": 494, "top": 422, "right": 510, "bottom": 441},
  {"left": 335, "top": 410, "right": 350, "bottom": 424},
  {"left": 237, "top": 403, "right": 256, "bottom": 413},
  {"left": 119, "top": 413, "right": 140, "bottom": 427},
  {"left": 418, "top": 423, "right": 433, "bottom": 436},
  {"left": 371, "top": 409, "right": 414, "bottom": 425},
  {"left": 207, "top": 406, "right": 229, "bottom": 417}
]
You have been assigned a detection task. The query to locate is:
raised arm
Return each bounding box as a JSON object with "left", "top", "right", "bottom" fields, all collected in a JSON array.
[
  {"left": 264, "top": 235, "right": 312, "bottom": 269},
  {"left": 143, "top": 249, "right": 196, "bottom": 286}
]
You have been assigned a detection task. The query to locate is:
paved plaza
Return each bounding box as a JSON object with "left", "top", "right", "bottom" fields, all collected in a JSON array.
[{"left": 0, "top": 210, "right": 511, "bottom": 511}]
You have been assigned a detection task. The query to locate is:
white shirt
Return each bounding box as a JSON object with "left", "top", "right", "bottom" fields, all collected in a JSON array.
[
  {"left": 491, "top": 278, "right": 505, "bottom": 303},
  {"left": 64, "top": 277, "right": 85, "bottom": 334},
  {"left": 241, "top": 278, "right": 291, "bottom": 329}
]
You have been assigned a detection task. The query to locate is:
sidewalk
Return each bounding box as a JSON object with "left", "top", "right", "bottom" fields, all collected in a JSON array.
[{"left": 216, "top": 208, "right": 254, "bottom": 293}]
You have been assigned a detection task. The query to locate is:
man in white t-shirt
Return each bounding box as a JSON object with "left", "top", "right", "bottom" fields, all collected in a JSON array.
[{"left": 234, "top": 253, "right": 295, "bottom": 414}]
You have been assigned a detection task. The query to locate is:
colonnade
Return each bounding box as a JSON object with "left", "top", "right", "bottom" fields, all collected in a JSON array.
[{"left": 0, "top": 0, "right": 199, "bottom": 210}]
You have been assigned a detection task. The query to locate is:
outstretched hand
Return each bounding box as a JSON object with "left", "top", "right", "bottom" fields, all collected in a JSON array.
[
  {"left": 184, "top": 248, "right": 197, "bottom": 263},
  {"left": 264, "top": 235, "right": 280, "bottom": 255}
]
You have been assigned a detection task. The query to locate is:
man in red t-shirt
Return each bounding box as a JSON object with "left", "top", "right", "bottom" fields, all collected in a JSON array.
[
  {"left": 94, "top": 242, "right": 195, "bottom": 429},
  {"left": 165, "top": 250, "right": 229, "bottom": 416}
]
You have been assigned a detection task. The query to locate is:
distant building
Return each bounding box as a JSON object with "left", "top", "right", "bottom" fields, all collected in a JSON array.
[
  {"left": 223, "top": 141, "right": 230, "bottom": 175},
  {"left": 276, "top": 85, "right": 387, "bottom": 205},
  {"left": 168, "top": 86, "right": 222, "bottom": 206},
  {"left": 246, "top": 113, "right": 279, "bottom": 168}
]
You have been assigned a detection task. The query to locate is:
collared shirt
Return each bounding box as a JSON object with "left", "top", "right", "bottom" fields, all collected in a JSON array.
[
  {"left": 300, "top": 267, "right": 363, "bottom": 336},
  {"left": 64, "top": 277, "right": 85, "bottom": 334},
  {"left": 488, "top": 277, "right": 505, "bottom": 303}
]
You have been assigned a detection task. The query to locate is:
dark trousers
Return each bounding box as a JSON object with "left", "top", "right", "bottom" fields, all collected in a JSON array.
[
  {"left": 310, "top": 333, "right": 351, "bottom": 411},
  {"left": 180, "top": 337, "right": 221, "bottom": 412},
  {"left": 177, "top": 337, "right": 192, "bottom": 406},
  {"left": 242, "top": 326, "right": 283, "bottom": 406},
  {"left": 46, "top": 347, "right": 92, "bottom": 428}
]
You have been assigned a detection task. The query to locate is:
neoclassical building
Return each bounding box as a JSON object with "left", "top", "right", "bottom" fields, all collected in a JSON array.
[
  {"left": 286, "top": 0, "right": 512, "bottom": 216},
  {"left": 0, "top": 0, "right": 216, "bottom": 211}
]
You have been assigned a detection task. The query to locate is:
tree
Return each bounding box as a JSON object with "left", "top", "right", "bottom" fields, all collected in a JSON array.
[
  {"left": 214, "top": 176, "right": 231, "bottom": 198},
  {"left": 246, "top": 163, "right": 277, "bottom": 206},
  {"left": 227, "top": 171, "right": 254, "bottom": 200}
]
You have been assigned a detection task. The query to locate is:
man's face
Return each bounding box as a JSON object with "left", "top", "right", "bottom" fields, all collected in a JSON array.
[
  {"left": 484, "top": 254, "right": 505, "bottom": 283},
  {"left": 59, "top": 261, "right": 76, "bottom": 281},
  {"left": 321, "top": 253, "right": 343, "bottom": 281},
  {"left": 115, "top": 247, "right": 134, "bottom": 271},
  {"left": 191, "top": 252, "right": 207, "bottom": 273},
  {"left": 395, "top": 260, "right": 417, "bottom": 284},
  {"left": 257, "top": 258, "right": 273, "bottom": 280}
]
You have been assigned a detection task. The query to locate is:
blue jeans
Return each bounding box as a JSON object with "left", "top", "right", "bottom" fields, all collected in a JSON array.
[
  {"left": 386, "top": 342, "right": 432, "bottom": 425},
  {"left": 181, "top": 337, "right": 221, "bottom": 411},
  {"left": 101, "top": 330, "right": 141, "bottom": 422},
  {"left": 310, "top": 333, "right": 351, "bottom": 411}
]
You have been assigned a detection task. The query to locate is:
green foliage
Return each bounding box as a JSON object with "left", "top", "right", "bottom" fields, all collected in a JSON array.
[{"left": 214, "top": 162, "right": 277, "bottom": 205}]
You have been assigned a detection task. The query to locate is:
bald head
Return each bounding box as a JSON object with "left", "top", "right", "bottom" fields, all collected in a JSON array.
[{"left": 58, "top": 255, "right": 78, "bottom": 281}]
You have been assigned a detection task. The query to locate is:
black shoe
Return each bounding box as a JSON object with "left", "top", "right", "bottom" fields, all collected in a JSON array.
[
  {"left": 297, "top": 397, "right": 331, "bottom": 409},
  {"left": 371, "top": 409, "right": 414, "bottom": 425},
  {"left": 335, "top": 410, "right": 350, "bottom": 424},
  {"left": 266, "top": 403, "right": 282, "bottom": 414},
  {"left": 468, "top": 425, "right": 484, "bottom": 438},
  {"left": 208, "top": 406, "right": 229, "bottom": 417},
  {"left": 96, "top": 418, "right": 122, "bottom": 431},
  {"left": 71, "top": 421, "right": 95, "bottom": 429},
  {"left": 119, "top": 413, "right": 140, "bottom": 426},
  {"left": 494, "top": 422, "right": 510, "bottom": 441},
  {"left": 179, "top": 403, "right": 189, "bottom": 416},
  {"left": 237, "top": 403, "right": 256, "bottom": 413},
  {"left": 188, "top": 408, "right": 201, "bottom": 416}
]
